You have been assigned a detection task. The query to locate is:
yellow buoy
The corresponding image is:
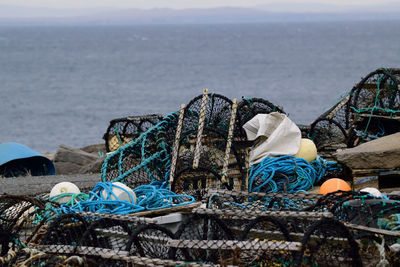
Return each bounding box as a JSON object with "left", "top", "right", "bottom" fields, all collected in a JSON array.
[
  {"left": 101, "top": 182, "right": 137, "bottom": 204},
  {"left": 49, "top": 182, "right": 81, "bottom": 203},
  {"left": 294, "top": 138, "right": 317, "bottom": 162},
  {"left": 319, "top": 178, "right": 351, "bottom": 195}
]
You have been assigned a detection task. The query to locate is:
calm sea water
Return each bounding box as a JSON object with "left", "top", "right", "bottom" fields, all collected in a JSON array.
[{"left": 0, "top": 21, "right": 399, "bottom": 153}]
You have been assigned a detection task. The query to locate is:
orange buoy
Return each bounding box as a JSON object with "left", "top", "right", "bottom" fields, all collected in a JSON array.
[{"left": 319, "top": 178, "right": 351, "bottom": 195}]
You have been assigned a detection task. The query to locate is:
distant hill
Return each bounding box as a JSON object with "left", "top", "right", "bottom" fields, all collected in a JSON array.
[{"left": 0, "top": 5, "right": 399, "bottom": 25}]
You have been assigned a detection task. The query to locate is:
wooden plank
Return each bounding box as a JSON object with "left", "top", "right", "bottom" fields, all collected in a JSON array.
[
  {"left": 344, "top": 222, "right": 400, "bottom": 238},
  {"left": 75, "top": 211, "right": 156, "bottom": 223},
  {"left": 351, "top": 112, "right": 400, "bottom": 120},
  {"left": 35, "top": 244, "right": 129, "bottom": 257},
  {"left": 167, "top": 239, "right": 302, "bottom": 251},
  {"left": 352, "top": 169, "right": 385, "bottom": 176},
  {"left": 326, "top": 95, "right": 350, "bottom": 119},
  {"left": 205, "top": 189, "right": 322, "bottom": 202},
  {"left": 36, "top": 245, "right": 222, "bottom": 267},
  {"left": 232, "top": 227, "right": 304, "bottom": 242},
  {"left": 381, "top": 187, "right": 400, "bottom": 193},
  {"left": 133, "top": 202, "right": 201, "bottom": 217},
  {"left": 353, "top": 176, "right": 379, "bottom": 190},
  {"left": 192, "top": 207, "right": 332, "bottom": 219},
  {"left": 355, "top": 83, "right": 395, "bottom": 90}
]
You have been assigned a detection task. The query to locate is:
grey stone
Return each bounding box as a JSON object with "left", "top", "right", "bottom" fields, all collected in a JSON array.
[
  {"left": 54, "top": 144, "right": 99, "bottom": 166},
  {"left": 79, "top": 158, "right": 105, "bottom": 174},
  {"left": 335, "top": 132, "right": 400, "bottom": 169},
  {"left": 80, "top": 143, "right": 106, "bottom": 154},
  {"left": 54, "top": 162, "right": 82, "bottom": 175}
]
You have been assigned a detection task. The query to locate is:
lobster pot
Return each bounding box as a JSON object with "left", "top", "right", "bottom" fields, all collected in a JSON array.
[
  {"left": 0, "top": 195, "right": 52, "bottom": 254},
  {"left": 171, "top": 134, "right": 245, "bottom": 200},
  {"left": 101, "top": 113, "right": 179, "bottom": 187},
  {"left": 348, "top": 68, "right": 400, "bottom": 146},
  {"left": 309, "top": 68, "right": 400, "bottom": 158},
  {"left": 202, "top": 189, "right": 326, "bottom": 236},
  {"left": 171, "top": 205, "right": 360, "bottom": 266},
  {"left": 103, "top": 114, "right": 163, "bottom": 152}
]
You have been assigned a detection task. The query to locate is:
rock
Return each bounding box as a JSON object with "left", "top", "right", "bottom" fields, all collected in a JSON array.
[
  {"left": 54, "top": 145, "right": 99, "bottom": 166},
  {"left": 80, "top": 143, "right": 106, "bottom": 154},
  {"left": 335, "top": 132, "right": 400, "bottom": 169},
  {"left": 54, "top": 144, "right": 101, "bottom": 175},
  {"left": 79, "top": 158, "right": 105, "bottom": 174},
  {"left": 54, "top": 162, "right": 82, "bottom": 175}
]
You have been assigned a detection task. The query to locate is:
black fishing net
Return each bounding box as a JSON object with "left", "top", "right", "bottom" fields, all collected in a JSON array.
[
  {"left": 348, "top": 68, "right": 400, "bottom": 146},
  {"left": 0, "top": 196, "right": 50, "bottom": 257},
  {"left": 171, "top": 128, "right": 244, "bottom": 200},
  {"left": 239, "top": 216, "right": 295, "bottom": 266},
  {"left": 182, "top": 92, "right": 233, "bottom": 135},
  {"left": 172, "top": 213, "right": 235, "bottom": 264},
  {"left": 296, "top": 217, "right": 362, "bottom": 267},
  {"left": 167, "top": 93, "right": 247, "bottom": 198},
  {"left": 103, "top": 114, "right": 164, "bottom": 152},
  {"left": 309, "top": 68, "right": 400, "bottom": 156},
  {"left": 126, "top": 223, "right": 179, "bottom": 260}
]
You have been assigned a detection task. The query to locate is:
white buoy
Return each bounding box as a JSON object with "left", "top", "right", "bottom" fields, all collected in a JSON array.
[
  {"left": 360, "top": 187, "right": 382, "bottom": 198},
  {"left": 101, "top": 182, "right": 136, "bottom": 204},
  {"left": 49, "top": 182, "right": 81, "bottom": 203},
  {"left": 294, "top": 138, "right": 318, "bottom": 162}
]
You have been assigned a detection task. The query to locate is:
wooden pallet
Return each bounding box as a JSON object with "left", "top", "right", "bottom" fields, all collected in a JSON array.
[{"left": 351, "top": 168, "right": 400, "bottom": 192}]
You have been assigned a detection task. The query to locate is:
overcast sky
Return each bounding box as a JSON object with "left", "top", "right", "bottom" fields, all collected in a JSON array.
[{"left": 0, "top": 0, "right": 393, "bottom": 9}]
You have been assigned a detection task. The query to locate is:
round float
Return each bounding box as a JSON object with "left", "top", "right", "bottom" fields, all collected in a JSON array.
[
  {"left": 319, "top": 178, "right": 351, "bottom": 195},
  {"left": 360, "top": 187, "right": 382, "bottom": 198},
  {"left": 101, "top": 182, "right": 136, "bottom": 204},
  {"left": 49, "top": 182, "right": 81, "bottom": 203},
  {"left": 294, "top": 138, "right": 317, "bottom": 162}
]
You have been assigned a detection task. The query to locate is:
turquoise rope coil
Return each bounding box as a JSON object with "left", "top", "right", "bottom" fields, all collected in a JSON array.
[
  {"left": 134, "top": 182, "right": 195, "bottom": 211},
  {"left": 59, "top": 182, "right": 144, "bottom": 214},
  {"left": 57, "top": 182, "right": 194, "bottom": 215},
  {"left": 378, "top": 214, "right": 400, "bottom": 232},
  {"left": 48, "top": 192, "right": 89, "bottom": 206},
  {"left": 248, "top": 155, "right": 339, "bottom": 194}
]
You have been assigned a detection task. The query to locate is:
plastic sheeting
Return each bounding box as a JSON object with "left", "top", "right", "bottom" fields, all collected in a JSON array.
[{"left": 243, "top": 112, "right": 301, "bottom": 166}]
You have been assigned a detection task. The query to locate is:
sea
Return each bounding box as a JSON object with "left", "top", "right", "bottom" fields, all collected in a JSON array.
[{"left": 0, "top": 21, "right": 399, "bottom": 154}]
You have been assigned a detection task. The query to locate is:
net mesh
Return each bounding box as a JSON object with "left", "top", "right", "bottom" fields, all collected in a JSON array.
[
  {"left": 101, "top": 112, "right": 179, "bottom": 188},
  {"left": 103, "top": 114, "right": 164, "bottom": 152},
  {"left": 309, "top": 68, "right": 400, "bottom": 157}
]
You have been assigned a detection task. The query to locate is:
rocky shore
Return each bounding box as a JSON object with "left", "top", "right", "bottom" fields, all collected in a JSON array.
[{"left": 51, "top": 143, "right": 106, "bottom": 175}]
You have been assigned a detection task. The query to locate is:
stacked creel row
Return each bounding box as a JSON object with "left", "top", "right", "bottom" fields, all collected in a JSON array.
[{"left": 1, "top": 190, "right": 400, "bottom": 266}]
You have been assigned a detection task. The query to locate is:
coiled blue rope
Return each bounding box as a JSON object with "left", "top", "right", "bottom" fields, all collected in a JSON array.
[
  {"left": 248, "top": 155, "right": 339, "bottom": 193},
  {"left": 58, "top": 182, "right": 194, "bottom": 215},
  {"left": 134, "top": 182, "right": 195, "bottom": 210},
  {"left": 58, "top": 182, "right": 144, "bottom": 214}
]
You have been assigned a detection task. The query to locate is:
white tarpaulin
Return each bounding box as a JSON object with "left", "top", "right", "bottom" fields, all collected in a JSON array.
[{"left": 243, "top": 112, "right": 301, "bottom": 166}]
